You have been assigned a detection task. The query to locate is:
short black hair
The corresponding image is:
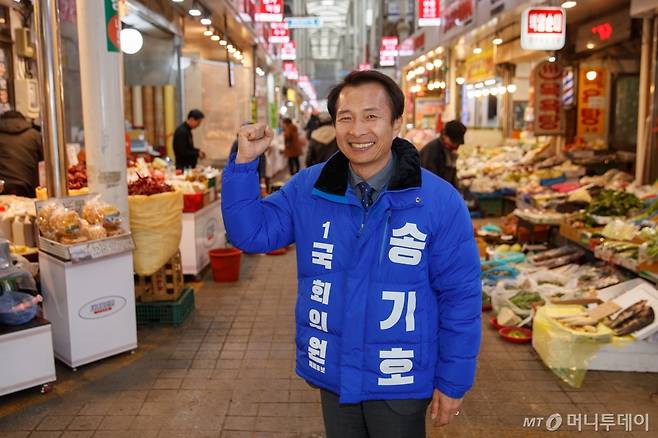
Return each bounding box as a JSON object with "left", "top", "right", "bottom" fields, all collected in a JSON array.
[
  {"left": 187, "top": 109, "right": 205, "bottom": 120},
  {"left": 327, "top": 70, "right": 404, "bottom": 125},
  {"left": 1, "top": 110, "right": 25, "bottom": 120}
]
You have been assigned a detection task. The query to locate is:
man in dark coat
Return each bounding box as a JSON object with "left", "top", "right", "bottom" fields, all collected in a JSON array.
[
  {"left": 419, "top": 120, "right": 467, "bottom": 188},
  {"left": 0, "top": 111, "right": 43, "bottom": 197},
  {"left": 174, "top": 109, "right": 206, "bottom": 169},
  {"left": 305, "top": 112, "right": 338, "bottom": 168}
]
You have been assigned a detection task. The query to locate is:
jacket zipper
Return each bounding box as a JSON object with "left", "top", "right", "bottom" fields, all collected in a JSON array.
[{"left": 378, "top": 210, "right": 392, "bottom": 265}]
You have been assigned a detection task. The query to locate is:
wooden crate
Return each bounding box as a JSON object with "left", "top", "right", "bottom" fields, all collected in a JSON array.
[{"left": 135, "top": 251, "right": 184, "bottom": 303}]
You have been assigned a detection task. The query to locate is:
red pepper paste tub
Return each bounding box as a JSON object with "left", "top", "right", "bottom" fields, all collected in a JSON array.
[{"left": 209, "top": 248, "right": 242, "bottom": 282}]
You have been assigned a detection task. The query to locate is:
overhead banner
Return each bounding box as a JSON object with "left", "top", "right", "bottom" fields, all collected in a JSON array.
[
  {"left": 286, "top": 16, "right": 322, "bottom": 28},
  {"left": 256, "top": 0, "right": 284, "bottom": 23},
  {"left": 521, "top": 7, "right": 566, "bottom": 50},
  {"left": 441, "top": 0, "right": 475, "bottom": 38},
  {"left": 577, "top": 67, "right": 609, "bottom": 141},
  {"left": 418, "top": 0, "right": 441, "bottom": 27},
  {"left": 270, "top": 22, "right": 290, "bottom": 43},
  {"left": 280, "top": 41, "right": 296, "bottom": 60},
  {"left": 533, "top": 61, "right": 564, "bottom": 136}
]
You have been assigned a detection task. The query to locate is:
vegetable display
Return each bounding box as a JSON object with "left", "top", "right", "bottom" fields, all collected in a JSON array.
[
  {"left": 128, "top": 175, "right": 174, "bottom": 196},
  {"left": 587, "top": 189, "right": 642, "bottom": 217},
  {"left": 509, "top": 291, "right": 544, "bottom": 310}
]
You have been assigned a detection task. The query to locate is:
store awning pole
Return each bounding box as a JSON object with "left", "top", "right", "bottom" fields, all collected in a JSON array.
[
  {"left": 33, "top": 0, "right": 68, "bottom": 198},
  {"left": 636, "top": 17, "right": 652, "bottom": 183},
  {"left": 75, "top": 0, "right": 129, "bottom": 221}
]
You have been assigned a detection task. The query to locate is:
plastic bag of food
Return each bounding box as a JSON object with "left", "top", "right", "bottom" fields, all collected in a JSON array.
[
  {"left": 532, "top": 305, "right": 627, "bottom": 388},
  {"left": 36, "top": 201, "right": 59, "bottom": 240},
  {"left": 129, "top": 190, "right": 183, "bottom": 275},
  {"left": 49, "top": 205, "right": 87, "bottom": 244},
  {"left": 0, "top": 290, "right": 42, "bottom": 326}
]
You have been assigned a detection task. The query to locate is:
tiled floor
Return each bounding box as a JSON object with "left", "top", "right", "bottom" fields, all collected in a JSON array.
[{"left": 1, "top": 250, "right": 657, "bottom": 437}]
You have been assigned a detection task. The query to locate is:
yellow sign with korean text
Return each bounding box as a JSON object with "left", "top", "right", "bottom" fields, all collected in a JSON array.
[{"left": 577, "top": 67, "right": 609, "bottom": 141}]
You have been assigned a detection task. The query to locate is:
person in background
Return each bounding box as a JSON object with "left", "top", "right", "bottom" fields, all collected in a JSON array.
[
  {"left": 173, "top": 109, "right": 206, "bottom": 170},
  {"left": 0, "top": 111, "right": 43, "bottom": 198},
  {"left": 222, "top": 70, "right": 481, "bottom": 438},
  {"left": 419, "top": 120, "right": 467, "bottom": 188},
  {"left": 305, "top": 110, "right": 320, "bottom": 139},
  {"left": 305, "top": 112, "right": 338, "bottom": 168},
  {"left": 282, "top": 118, "right": 302, "bottom": 176}
]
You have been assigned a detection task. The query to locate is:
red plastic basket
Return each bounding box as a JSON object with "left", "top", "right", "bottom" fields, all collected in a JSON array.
[{"left": 183, "top": 192, "right": 204, "bottom": 212}]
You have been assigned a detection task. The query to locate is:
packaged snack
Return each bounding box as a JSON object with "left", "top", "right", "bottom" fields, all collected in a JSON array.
[{"left": 49, "top": 206, "right": 87, "bottom": 244}]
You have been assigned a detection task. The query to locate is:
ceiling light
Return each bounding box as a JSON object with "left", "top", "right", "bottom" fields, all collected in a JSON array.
[
  {"left": 475, "top": 82, "right": 484, "bottom": 89},
  {"left": 586, "top": 70, "right": 598, "bottom": 81},
  {"left": 172, "top": 0, "right": 183, "bottom": 3},
  {"left": 227, "top": 44, "right": 234, "bottom": 50},
  {"left": 482, "top": 88, "right": 490, "bottom": 96},
  {"left": 490, "top": 87, "right": 499, "bottom": 96},
  {"left": 586, "top": 42, "right": 595, "bottom": 50},
  {"left": 416, "top": 66, "right": 425, "bottom": 75},
  {"left": 561, "top": 1, "right": 577, "bottom": 8},
  {"left": 426, "top": 62, "right": 434, "bottom": 70},
  {"left": 498, "top": 85, "right": 507, "bottom": 94},
  {"left": 428, "top": 83, "right": 435, "bottom": 90},
  {"left": 474, "top": 90, "right": 483, "bottom": 98},
  {"left": 437, "top": 47, "right": 444, "bottom": 54},
  {"left": 219, "top": 39, "right": 227, "bottom": 46},
  {"left": 507, "top": 84, "right": 517, "bottom": 93},
  {"left": 456, "top": 77, "right": 465, "bottom": 85},
  {"left": 492, "top": 37, "right": 503, "bottom": 45},
  {"left": 189, "top": 9, "right": 202, "bottom": 17},
  {"left": 484, "top": 79, "right": 496, "bottom": 86},
  {"left": 433, "top": 59, "right": 443, "bottom": 68},
  {"left": 548, "top": 56, "right": 556, "bottom": 63},
  {"left": 120, "top": 28, "right": 143, "bottom": 55},
  {"left": 200, "top": 17, "right": 212, "bottom": 26},
  {"left": 203, "top": 28, "right": 213, "bottom": 36},
  {"left": 473, "top": 47, "right": 482, "bottom": 54},
  {"left": 228, "top": 46, "right": 236, "bottom": 53},
  {"left": 419, "top": 55, "right": 427, "bottom": 62},
  {"left": 211, "top": 35, "right": 220, "bottom": 41}
]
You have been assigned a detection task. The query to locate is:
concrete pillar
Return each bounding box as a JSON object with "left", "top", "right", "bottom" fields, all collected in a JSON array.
[
  {"left": 76, "top": 0, "right": 129, "bottom": 220},
  {"left": 33, "top": 0, "right": 68, "bottom": 197}
]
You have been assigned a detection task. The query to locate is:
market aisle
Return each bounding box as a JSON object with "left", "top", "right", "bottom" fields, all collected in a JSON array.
[{"left": 1, "top": 249, "right": 657, "bottom": 437}]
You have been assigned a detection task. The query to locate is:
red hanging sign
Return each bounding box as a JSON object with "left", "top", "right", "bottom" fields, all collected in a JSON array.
[
  {"left": 256, "top": 0, "right": 284, "bottom": 23},
  {"left": 270, "top": 22, "right": 290, "bottom": 43},
  {"left": 280, "top": 41, "right": 296, "bottom": 60},
  {"left": 283, "top": 61, "right": 298, "bottom": 81},
  {"left": 418, "top": 0, "right": 440, "bottom": 27},
  {"left": 521, "top": 7, "right": 566, "bottom": 50}
]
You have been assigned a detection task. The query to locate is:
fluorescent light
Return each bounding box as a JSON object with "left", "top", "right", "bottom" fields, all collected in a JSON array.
[
  {"left": 586, "top": 42, "right": 595, "bottom": 49},
  {"left": 416, "top": 67, "right": 425, "bottom": 75},
  {"left": 586, "top": 70, "right": 598, "bottom": 81},
  {"left": 507, "top": 84, "right": 517, "bottom": 93},
  {"left": 211, "top": 35, "right": 220, "bottom": 41},
  {"left": 548, "top": 56, "right": 556, "bottom": 63},
  {"left": 428, "top": 83, "right": 435, "bottom": 90},
  {"left": 561, "top": 1, "right": 577, "bottom": 8},
  {"left": 189, "top": 9, "right": 202, "bottom": 17},
  {"left": 484, "top": 79, "right": 496, "bottom": 86},
  {"left": 228, "top": 46, "right": 236, "bottom": 53},
  {"left": 433, "top": 59, "right": 443, "bottom": 68},
  {"left": 419, "top": 55, "right": 427, "bottom": 62},
  {"left": 456, "top": 77, "right": 465, "bottom": 85},
  {"left": 492, "top": 37, "right": 503, "bottom": 45},
  {"left": 172, "top": 0, "right": 184, "bottom": 3},
  {"left": 473, "top": 47, "right": 482, "bottom": 54},
  {"left": 426, "top": 62, "right": 434, "bottom": 70},
  {"left": 203, "top": 29, "right": 213, "bottom": 36},
  {"left": 219, "top": 39, "right": 227, "bottom": 46},
  {"left": 200, "top": 18, "right": 212, "bottom": 26},
  {"left": 498, "top": 85, "right": 507, "bottom": 95}
]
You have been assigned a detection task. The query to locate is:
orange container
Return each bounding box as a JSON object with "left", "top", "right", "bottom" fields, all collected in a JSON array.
[{"left": 209, "top": 248, "right": 241, "bottom": 282}]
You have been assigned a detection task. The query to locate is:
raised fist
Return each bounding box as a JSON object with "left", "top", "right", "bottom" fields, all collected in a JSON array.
[{"left": 236, "top": 123, "right": 274, "bottom": 164}]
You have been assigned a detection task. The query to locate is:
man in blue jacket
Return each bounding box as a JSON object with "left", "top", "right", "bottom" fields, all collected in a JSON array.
[{"left": 222, "top": 70, "right": 481, "bottom": 437}]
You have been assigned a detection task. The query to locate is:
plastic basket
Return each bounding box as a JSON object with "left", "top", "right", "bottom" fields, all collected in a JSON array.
[
  {"left": 183, "top": 193, "right": 204, "bottom": 213},
  {"left": 136, "top": 287, "right": 195, "bottom": 326}
]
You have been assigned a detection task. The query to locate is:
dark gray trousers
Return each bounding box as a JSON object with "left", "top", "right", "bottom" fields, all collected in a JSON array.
[{"left": 320, "top": 389, "right": 431, "bottom": 438}]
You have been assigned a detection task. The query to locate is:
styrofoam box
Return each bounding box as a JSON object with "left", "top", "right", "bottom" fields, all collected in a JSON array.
[{"left": 589, "top": 338, "right": 658, "bottom": 372}]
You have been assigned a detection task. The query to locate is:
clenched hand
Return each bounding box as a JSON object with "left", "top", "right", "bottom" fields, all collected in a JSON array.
[{"left": 236, "top": 123, "right": 274, "bottom": 164}]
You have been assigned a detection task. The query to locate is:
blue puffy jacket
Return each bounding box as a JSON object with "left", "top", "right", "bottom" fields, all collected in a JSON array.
[{"left": 222, "top": 138, "right": 482, "bottom": 403}]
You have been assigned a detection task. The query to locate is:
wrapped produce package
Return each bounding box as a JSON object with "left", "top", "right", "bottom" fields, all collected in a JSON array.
[
  {"left": 532, "top": 305, "right": 630, "bottom": 388},
  {"left": 129, "top": 190, "right": 183, "bottom": 275}
]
